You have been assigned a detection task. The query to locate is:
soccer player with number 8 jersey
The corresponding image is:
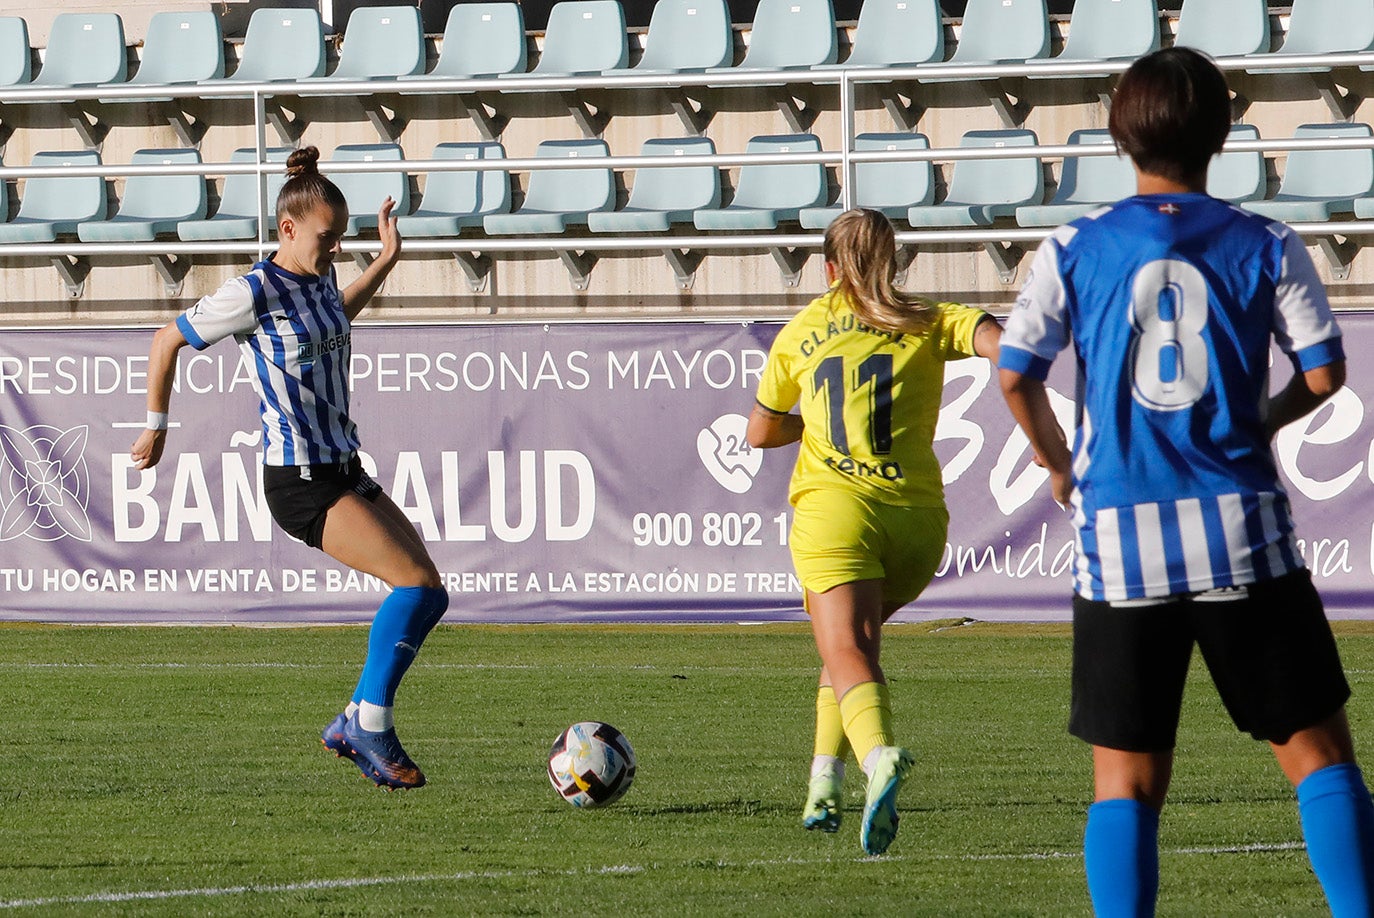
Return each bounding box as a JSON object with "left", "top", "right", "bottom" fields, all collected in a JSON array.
[
  {"left": 748, "top": 208, "right": 1002, "bottom": 855},
  {"left": 1000, "top": 48, "right": 1374, "bottom": 916}
]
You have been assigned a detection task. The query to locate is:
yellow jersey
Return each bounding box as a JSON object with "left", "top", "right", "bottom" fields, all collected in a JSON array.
[{"left": 755, "top": 287, "right": 990, "bottom": 508}]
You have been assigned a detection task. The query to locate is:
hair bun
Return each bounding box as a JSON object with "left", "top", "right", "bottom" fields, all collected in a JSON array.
[{"left": 285, "top": 146, "right": 321, "bottom": 178}]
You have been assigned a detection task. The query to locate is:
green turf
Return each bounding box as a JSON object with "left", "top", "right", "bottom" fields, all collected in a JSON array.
[{"left": 0, "top": 621, "right": 1367, "bottom": 915}]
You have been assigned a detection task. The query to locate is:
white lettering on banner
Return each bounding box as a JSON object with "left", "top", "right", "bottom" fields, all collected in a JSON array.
[
  {"left": 393, "top": 452, "right": 441, "bottom": 540},
  {"left": 0, "top": 355, "right": 153, "bottom": 396},
  {"left": 166, "top": 454, "right": 220, "bottom": 542},
  {"left": 935, "top": 359, "right": 989, "bottom": 484},
  {"left": 1275, "top": 388, "right": 1365, "bottom": 500},
  {"left": 935, "top": 524, "right": 1078, "bottom": 579},
  {"left": 441, "top": 452, "right": 486, "bottom": 542},
  {"left": 989, "top": 387, "right": 1075, "bottom": 515},
  {"left": 490, "top": 450, "right": 537, "bottom": 542},
  {"left": 111, "top": 455, "right": 159, "bottom": 541},
  {"left": 605, "top": 349, "right": 767, "bottom": 390},
  {"left": 351, "top": 350, "right": 592, "bottom": 393}
]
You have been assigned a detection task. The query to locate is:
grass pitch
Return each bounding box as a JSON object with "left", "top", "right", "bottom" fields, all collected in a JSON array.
[{"left": 0, "top": 621, "right": 1368, "bottom": 916}]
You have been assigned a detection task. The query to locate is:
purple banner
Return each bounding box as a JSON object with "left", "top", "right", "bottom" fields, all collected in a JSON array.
[{"left": 1, "top": 318, "right": 1372, "bottom": 623}]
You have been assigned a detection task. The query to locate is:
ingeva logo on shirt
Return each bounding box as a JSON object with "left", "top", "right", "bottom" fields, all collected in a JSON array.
[{"left": 297, "top": 332, "right": 350, "bottom": 362}]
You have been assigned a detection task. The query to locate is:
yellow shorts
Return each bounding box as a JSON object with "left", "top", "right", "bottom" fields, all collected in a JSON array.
[{"left": 789, "top": 488, "right": 949, "bottom": 609}]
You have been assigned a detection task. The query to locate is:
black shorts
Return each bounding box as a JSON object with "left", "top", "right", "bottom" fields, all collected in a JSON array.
[
  {"left": 1069, "top": 569, "right": 1351, "bottom": 751},
  {"left": 262, "top": 456, "right": 384, "bottom": 549}
]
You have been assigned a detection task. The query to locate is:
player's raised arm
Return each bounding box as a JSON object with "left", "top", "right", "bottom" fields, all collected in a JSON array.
[
  {"left": 130, "top": 321, "right": 190, "bottom": 470},
  {"left": 342, "top": 196, "right": 403, "bottom": 320}
]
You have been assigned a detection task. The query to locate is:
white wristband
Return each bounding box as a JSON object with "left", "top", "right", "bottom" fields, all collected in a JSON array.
[{"left": 147, "top": 411, "right": 169, "bottom": 431}]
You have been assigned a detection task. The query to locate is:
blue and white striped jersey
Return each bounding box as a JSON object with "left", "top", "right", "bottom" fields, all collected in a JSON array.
[
  {"left": 177, "top": 257, "right": 359, "bottom": 467},
  {"left": 1000, "top": 194, "right": 1344, "bottom": 601}
]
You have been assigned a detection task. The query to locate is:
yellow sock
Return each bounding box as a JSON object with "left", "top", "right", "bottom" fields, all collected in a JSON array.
[
  {"left": 838, "top": 681, "right": 895, "bottom": 768},
  {"left": 813, "top": 685, "right": 851, "bottom": 760}
]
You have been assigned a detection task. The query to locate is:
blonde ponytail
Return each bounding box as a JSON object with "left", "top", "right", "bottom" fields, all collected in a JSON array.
[{"left": 822, "top": 208, "right": 937, "bottom": 336}]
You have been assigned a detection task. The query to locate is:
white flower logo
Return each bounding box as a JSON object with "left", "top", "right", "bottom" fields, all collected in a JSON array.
[{"left": 0, "top": 424, "right": 92, "bottom": 542}]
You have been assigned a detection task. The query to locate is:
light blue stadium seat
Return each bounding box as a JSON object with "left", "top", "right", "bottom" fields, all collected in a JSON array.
[
  {"left": 484, "top": 139, "right": 614, "bottom": 234},
  {"left": 395, "top": 143, "right": 511, "bottom": 236},
  {"left": 800, "top": 133, "right": 934, "bottom": 229},
  {"left": 77, "top": 148, "right": 206, "bottom": 242},
  {"left": 399, "top": 3, "right": 527, "bottom": 81},
  {"left": 1174, "top": 0, "right": 1268, "bottom": 57},
  {"left": 1015, "top": 129, "right": 1134, "bottom": 226},
  {"left": 29, "top": 12, "right": 126, "bottom": 89},
  {"left": 1243, "top": 123, "right": 1374, "bottom": 221},
  {"left": 0, "top": 17, "right": 31, "bottom": 86},
  {"left": 1026, "top": 0, "right": 1159, "bottom": 76},
  {"left": 587, "top": 137, "right": 720, "bottom": 232},
  {"left": 122, "top": 11, "right": 224, "bottom": 90},
  {"left": 501, "top": 0, "right": 628, "bottom": 80},
  {"left": 0, "top": 150, "right": 106, "bottom": 243},
  {"left": 924, "top": 0, "right": 1049, "bottom": 72},
  {"left": 326, "top": 144, "right": 411, "bottom": 236},
  {"left": 815, "top": 0, "right": 943, "bottom": 69},
  {"left": 1206, "top": 124, "right": 1265, "bottom": 203},
  {"left": 694, "top": 134, "right": 826, "bottom": 229},
  {"left": 177, "top": 147, "right": 291, "bottom": 241},
  {"left": 301, "top": 6, "right": 424, "bottom": 85},
  {"left": 204, "top": 8, "right": 326, "bottom": 85},
  {"left": 709, "top": 0, "right": 837, "bottom": 71},
  {"left": 1274, "top": 0, "right": 1374, "bottom": 58},
  {"left": 633, "top": 0, "right": 733, "bottom": 73},
  {"left": 907, "top": 129, "right": 1043, "bottom": 226}
]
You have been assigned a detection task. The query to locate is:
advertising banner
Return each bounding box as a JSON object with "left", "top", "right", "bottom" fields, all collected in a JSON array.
[{"left": 1, "top": 318, "right": 1371, "bottom": 623}]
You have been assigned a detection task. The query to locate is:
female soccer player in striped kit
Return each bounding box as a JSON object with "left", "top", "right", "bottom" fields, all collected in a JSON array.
[
  {"left": 1000, "top": 48, "right": 1374, "bottom": 916},
  {"left": 131, "top": 147, "right": 447, "bottom": 790},
  {"left": 748, "top": 208, "right": 1002, "bottom": 855}
]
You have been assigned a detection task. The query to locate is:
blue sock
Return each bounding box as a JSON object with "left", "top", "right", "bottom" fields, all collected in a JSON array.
[
  {"left": 351, "top": 586, "right": 449, "bottom": 709},
  {"left": 1084, "top": 798, "right": 1159, "bottom": 918},
  {"left": 1298, "top": 763, "right": 1374, "bottom": 917}
]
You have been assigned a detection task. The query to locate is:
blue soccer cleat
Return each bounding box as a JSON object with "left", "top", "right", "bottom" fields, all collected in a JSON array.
[
  {"left": 860, "top": 746, "right": 915, "bottom": 856},
  {"left": 802, "top": 768, "right": 844, "bottom": 833},
  {"left": 342, "top": 712, "right": 426, "bottom": 789},
  {"left": 321, "top": 712, "right": 382, "bottom": 783}
]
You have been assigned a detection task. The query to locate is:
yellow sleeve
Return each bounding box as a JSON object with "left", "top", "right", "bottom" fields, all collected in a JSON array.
[
  {"left": 755, "top": 324, "right": 801, "bottom": 413},
  {"left": 931, "top": 303, "right": 992, "bottom": 361}
]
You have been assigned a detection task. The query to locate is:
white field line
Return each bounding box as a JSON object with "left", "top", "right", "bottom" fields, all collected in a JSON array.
[{"left": 0, "top": 843, "right": 1308, "bottom": 911}]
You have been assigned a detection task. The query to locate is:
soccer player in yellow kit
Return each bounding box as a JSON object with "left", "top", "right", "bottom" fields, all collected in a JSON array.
[{"left": 748, "top": 208, "right": 1002, "bottom": 855}]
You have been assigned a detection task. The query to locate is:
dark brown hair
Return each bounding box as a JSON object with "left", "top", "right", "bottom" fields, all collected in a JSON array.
[
  {"left": 1108, "top": 47, "right": 1232, "bottom": 185},
  {"left": 823, "top": 208, "right": 936, "bottom": 336},
  {"left": 276, "top": 146, "right": 347, "bottom": 221}
]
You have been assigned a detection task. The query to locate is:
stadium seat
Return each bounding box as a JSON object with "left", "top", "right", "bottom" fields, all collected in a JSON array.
[
  {"left": 708, "top": 0, "right": 837, "bottom": 70},
  {"left": 906, "top": 129, "right": 1043, "bottom": 226},
  {"left": 120, "top": 11, "right": 224, "bottom": 90},
  {"left": 923, "top": 0, "right": 1049, "bottom": 71},
  {"left": 1242, "top": 123, "right": 1374, "bottom": 221},
  {"left": 177, "top": 147, "right": 291, "bottom": 241},
  {"left": 799, "top": 133, "right": 934, "bottom": 229},
  {"left": 395, "top": 142, "right": 511, "bottom": 236},
  {"left": 0, "top": 150, "right": 106, "bottom": 243},
  {"left": 1015, "top": 129, "right": 1134, "bottom": 226},
  {"left": 77, "top": 148, "right": 207, "bottom": 241},
  {"left": 27, "top": 12, "right": 126, "bottom": 89},
  {"left": 399, "top": 3, "right": 527, "bottom": 81},
  {"left": 300, "top": 6, "right": 425, "bottom": 84},
  {"left": 483, "top": 139, "right": 614, "bottom": 234},
  {"left": 500, "top": 0, "right": 628, "bottom": 79},
  {"left": 325, "top": 144, "right": 412, "bottom": 236},
  {"left": 1267, "top": 0, "right": 1374, "bottom": 61},
  {"left": 587, "top": 137, "right": 720, "bottom": 232},
  {"left": 1026, "top": 0, "right": 1159, "bottom": 75},
  {"left": 204, "top": 8, "right": 326, "bottom": 84},
  {"left": 0, "top": 17, "right": 31, "bottom": 86},
  {"left": 1206, "top": 124, "right": 1266, "bottom": 203},
  {"left": 1173, "top": 0, "right": 1269, "bottom": 57},
  {"left": 632, "top": 0, "right": 733, "bottom": 73},
  {"left": 693, "top": 134, "right": 827, "bottom": 230},
  {"left": 814, "top": 0, "right": 943, "bottom": 69}
]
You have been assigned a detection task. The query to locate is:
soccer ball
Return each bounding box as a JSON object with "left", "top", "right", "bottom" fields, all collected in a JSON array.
[{"left": 547, "top": 721, "right": 636, "bottom": 808}]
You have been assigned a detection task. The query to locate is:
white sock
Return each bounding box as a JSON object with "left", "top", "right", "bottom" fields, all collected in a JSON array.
[
  {"left": 357, "top": 701, "right": 393, "bottom": 732},
  {"left": 811, "top": 755, "right": 845, "bottom": 782},
  {"left": 861, "top": 745, "right": 888, "bottom": 777},
  {"left": 344, "top": 701, "right": 359, "bottom": 719}
]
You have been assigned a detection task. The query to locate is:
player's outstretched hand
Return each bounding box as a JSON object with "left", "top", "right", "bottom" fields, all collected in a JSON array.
[
  {"left": 130, "top": 429, "right": 167, "bottom": 471},
  {"left": 377, "top": 196, "right": 402, "bottom": 264}
]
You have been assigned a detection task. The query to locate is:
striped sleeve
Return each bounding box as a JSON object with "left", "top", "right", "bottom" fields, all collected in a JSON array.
[
  {"left": 177, "top": 275, "right": 258, "bottom": 350},
  {"left": 1271, "top": 228, "right": 1343, "bottom": 371},
  {"left": 999, "top": 236, "right": 1071, "bottom": 380}
]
